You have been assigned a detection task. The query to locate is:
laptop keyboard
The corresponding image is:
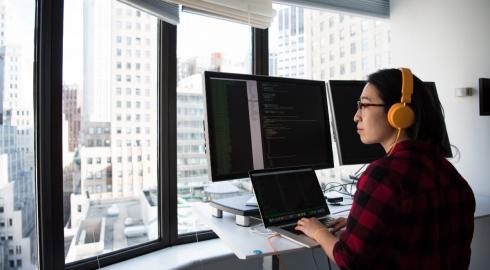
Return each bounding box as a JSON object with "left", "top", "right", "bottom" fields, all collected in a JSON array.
[
  {"left": 281, "top": 217, "right": 334, "bottom": 235},
  {"left": 282, "top": 224, "right": 303, "bottom": 235}
]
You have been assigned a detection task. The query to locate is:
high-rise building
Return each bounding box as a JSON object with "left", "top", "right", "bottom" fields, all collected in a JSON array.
[
  {"left": 0, "top": 126, "right": 35, "bottom": 270},
  {"left": 0, "top": 46, "right": 22, "bottom": 116},
  {"left": 82, "top": 0, "right": 157, "bottom": 198},
  {"left": 304, "top": 12, "right": 391, "bottom": 80},
  {"left": 269, "top": 5, "right": 390, "bottom": 81},
  {"left": 0, "top": 0, "right": 12, "bottom": 47},
  {"left": 62, "top": 85, "right": 81, "bottom": 152},
  {"left": 269, "top": 6, "right": 306, "bottom": 78},
  {"left": 79, "top": 122, "right": 112, "bottom": 197},
  {"left": 176, "top": 52, "right": 248, "bottom": 187}
]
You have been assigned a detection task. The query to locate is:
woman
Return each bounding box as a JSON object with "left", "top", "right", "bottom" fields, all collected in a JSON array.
[{"left": 295, "top": 68, "right": 475, "bottom": 269}]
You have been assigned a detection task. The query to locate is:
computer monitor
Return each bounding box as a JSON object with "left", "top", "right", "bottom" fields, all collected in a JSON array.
[
  {"left": 327, "top": 80, "right": 452, "bottom": 166},
  {"left": 204, "top": 71, "right": 334, "bottom": 181}
]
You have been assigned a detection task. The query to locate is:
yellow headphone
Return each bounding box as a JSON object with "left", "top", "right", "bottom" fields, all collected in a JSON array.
[{"left": 387, "top": 68, "right": 415, "bottom": 129}]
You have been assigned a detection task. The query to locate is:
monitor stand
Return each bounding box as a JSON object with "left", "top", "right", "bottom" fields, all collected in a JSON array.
[{"left": 209, "top": 194, "right": 260, "bottom": 227}]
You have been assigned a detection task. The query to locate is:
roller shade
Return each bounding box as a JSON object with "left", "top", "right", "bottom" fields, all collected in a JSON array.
[
  {"left": 118, "top": 0, "right": 180, "bottom": 24},
  {"left": 168, "top": 0, "right": 275, "bottom": 29},
  {"left": 274, "top": 0, "right": 389, "bottom": 18}
]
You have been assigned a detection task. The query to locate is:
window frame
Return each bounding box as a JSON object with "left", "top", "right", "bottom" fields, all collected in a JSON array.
[{"left": 35, "top": 1, "right": 269, "bottom": 269}]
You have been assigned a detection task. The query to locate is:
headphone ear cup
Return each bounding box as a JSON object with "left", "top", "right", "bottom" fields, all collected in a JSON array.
[{"left": 387, "top": 103, "right": 415, "bottom": 129}]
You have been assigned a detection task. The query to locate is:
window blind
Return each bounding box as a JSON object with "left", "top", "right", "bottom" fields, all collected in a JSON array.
[
  {"left": 118, "top": 0, "right": 180, "bottom": 24},
  {"left": 274, "top": 0, "right": 389, "bottom": 18},
  {"left": 168, "top": 0, "right": 275, "bottom": 29}
]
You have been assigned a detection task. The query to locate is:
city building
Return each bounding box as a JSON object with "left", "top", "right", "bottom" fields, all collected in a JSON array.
[
  {"left": 269, "top": 6, "right": 306, "bottom": 78},
  {"left": 82, "top": 0, "right": 158, "bottom": 198},
  {"left": 62, "top": 85, "right": 81, "bottom": 153},
  {"left": 0, "top": 126, "right": 35, "bottom": 270},
  {"left": 304, "top": 11, "right": 391, "bottom": 80}
]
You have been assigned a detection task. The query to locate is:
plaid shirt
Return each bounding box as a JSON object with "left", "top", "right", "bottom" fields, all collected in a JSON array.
[{"left": 333, "top": 140, "right": 475, "bottom": 270}]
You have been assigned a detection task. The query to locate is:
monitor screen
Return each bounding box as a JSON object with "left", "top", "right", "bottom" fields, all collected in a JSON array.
[
  {"left": 204, "top": 71, "right": 334, "bottom": 181},
  {"left": 250, "top": 167, "right": 329, "bottom": 227},
  {"left": 327, "top": 80, "right": 452, "bottom": 165}
]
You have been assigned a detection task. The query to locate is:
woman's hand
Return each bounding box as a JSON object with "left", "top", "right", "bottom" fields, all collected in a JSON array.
[
  {"left": 328, "top": 217, "right": 347, "bottom": 233},
  {"left": 295, "top": 217, "right": 329, "bottom": 241}
]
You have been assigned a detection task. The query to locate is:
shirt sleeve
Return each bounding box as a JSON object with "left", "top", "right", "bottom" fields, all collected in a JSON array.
[{"left": 333, "top": 162, "right": 399, "bottom": 270}]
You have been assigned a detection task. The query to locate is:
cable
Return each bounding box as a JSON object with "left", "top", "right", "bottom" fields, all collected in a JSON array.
[
  {"left": 352, "top": 163, "right": 367, "bottom": 178},
  {"left": 331, "top": 208, "right": 351, "bottom": 215},
  {"left": 323, "top": 182, "right": 355, "bottom": 198},
  {"left": 267, "top": 234, "right": 288, "bottom": 270},
  {"left": 327, "top": 257, "right": 332, "bottom": 270},
  {"left": 311, "top": 248, "right": 320, "bottom": 270},
  {"left": 249, "top": 222, "right": 275, "bottom": 236}
]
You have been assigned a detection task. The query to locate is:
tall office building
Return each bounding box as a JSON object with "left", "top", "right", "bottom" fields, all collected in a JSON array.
[
  {"left": 176, "top": 53, "right": 248, "bottom": 187},
  {"left": 304, "top": 11, "right": 391, "bottom": 80},
  {"left": 269, "top": 6, "right": 306, "bottom": 78},
  {"left": 0, "top": 1, "right": 37, "bottom": 268},
  {"left": 62, "top": 85, "right": 81, "bottom": 152},
  {"left": 269, "top": 5, "right": 390, "bottom": 81},
  {"left": 79, "top": 121, "right": 112, "bottom": 197},
  {"left": 81, "top": 0, "right": 158, "bottom": 198},
  {"left": 0, "top": 126, "right": 35, "bottom": 270},
  {"left": 0, "top": 0, "right": 12, "bottom": 47},
  {"left": 0, "top": 46, "right": 22, "bottom": 117}
]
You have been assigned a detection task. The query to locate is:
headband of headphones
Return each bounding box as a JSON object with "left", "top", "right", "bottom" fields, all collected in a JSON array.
[{"left": 400, "top": 67, "right": 413, "bottom": 104}]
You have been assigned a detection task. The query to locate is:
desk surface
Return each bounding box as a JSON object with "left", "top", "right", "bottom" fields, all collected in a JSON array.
[
  {"left": 195, "top": 194, "right": 490, "bottom": 260},
  {"left": 193, "top": 200, "right": 351, "bottom": 260}
]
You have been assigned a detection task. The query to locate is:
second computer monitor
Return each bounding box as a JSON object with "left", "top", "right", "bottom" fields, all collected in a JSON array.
[
  {"left": 327, "top": 80, "right": 452, "bottom": 166},
  {"left": 204, "top": 71, "right": 334, "bottom": 181}
]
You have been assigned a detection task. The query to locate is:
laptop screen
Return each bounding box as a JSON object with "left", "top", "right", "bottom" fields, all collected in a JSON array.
[{"left": 250, "top": 167, "right": 330, "bottom": 228}]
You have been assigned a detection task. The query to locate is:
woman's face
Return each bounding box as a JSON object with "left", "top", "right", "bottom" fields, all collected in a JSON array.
[{"left": 353, "top": 83, "right": 395, "bottom": 149}]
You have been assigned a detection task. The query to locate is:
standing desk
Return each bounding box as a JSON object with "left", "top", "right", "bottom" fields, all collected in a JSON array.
[{"left": 193, "top": 198, "right": 352, "bottom": 269}]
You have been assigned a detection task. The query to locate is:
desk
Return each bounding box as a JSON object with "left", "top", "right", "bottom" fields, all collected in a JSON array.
[{"left": 193, "top": 199, "right": 352, "bottom": 260}]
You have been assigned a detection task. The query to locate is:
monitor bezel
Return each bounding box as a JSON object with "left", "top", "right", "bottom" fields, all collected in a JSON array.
[{"left": 480, "top": 78, "right": 490, "bottom": 116}]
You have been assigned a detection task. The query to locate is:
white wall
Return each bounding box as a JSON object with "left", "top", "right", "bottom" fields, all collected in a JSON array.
[{"left": 390, "top": 0, "right": 490, "bottom": 196}]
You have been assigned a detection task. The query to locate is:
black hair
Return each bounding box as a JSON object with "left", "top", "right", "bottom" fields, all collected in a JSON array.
[{"left": 367, "top": 68, "right": 450, "bottom": 155}]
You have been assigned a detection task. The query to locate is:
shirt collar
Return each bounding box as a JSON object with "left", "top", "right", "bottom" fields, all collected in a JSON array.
[{"left": 390, "top": 140, "right": 440, "bottom": 156}]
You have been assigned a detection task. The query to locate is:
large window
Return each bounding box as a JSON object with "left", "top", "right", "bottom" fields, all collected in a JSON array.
[
  {"left": 62, "top": 0, "right": 158, "bottom": 263},
  {"left": 176, "top": 11, "right": 252, "bottom": 234},
  {"left": 0, "top": 0, "right": 38, "bottom": 269}
]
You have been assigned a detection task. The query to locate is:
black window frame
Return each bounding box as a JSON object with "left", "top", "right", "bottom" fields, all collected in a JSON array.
[{"left": 35, "top": 0, "right": 269, "bottom": 269}]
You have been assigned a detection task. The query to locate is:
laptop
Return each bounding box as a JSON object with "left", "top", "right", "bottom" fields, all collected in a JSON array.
[{"left": 249, "top": 167, "right": 333, "bottom": 248}]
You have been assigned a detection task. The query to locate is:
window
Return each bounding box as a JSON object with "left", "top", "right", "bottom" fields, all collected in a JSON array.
[
  {"left": 0, "top": 0, "right": 38, "bottom": 268},
  {"left": 63, "top": 0, "right": 158, "bottom": 264},
  {"left": 177, "top": 11, "right": 252, "bottom": 234}
]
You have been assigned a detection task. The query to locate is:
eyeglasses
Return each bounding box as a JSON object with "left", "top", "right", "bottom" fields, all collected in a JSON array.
[{"left": 356, "top": 101, "right": 385, "bottom": 111}]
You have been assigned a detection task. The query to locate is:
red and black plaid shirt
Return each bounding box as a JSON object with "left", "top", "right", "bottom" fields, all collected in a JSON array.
[{"left": 333, "top": 140, "right": 475, "bottom": 270}]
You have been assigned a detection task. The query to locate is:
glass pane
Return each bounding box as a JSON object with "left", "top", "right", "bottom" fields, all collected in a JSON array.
[
  {"left": 63, "top": 0, "right": 158, "bottom": 263},
  {"left": 269, "top": 4, "right": 391, "bottom": 180},
  {"left": 177, "top": 12, "right": 252, "bottom": 234},
  {"left": 0, "top": 0, "right": 38, "bottom": 269}
]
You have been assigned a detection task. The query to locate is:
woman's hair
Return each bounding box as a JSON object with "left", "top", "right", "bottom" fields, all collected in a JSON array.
[{"left": 367, "top": 68, "right": 450, "bottom": 155}]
